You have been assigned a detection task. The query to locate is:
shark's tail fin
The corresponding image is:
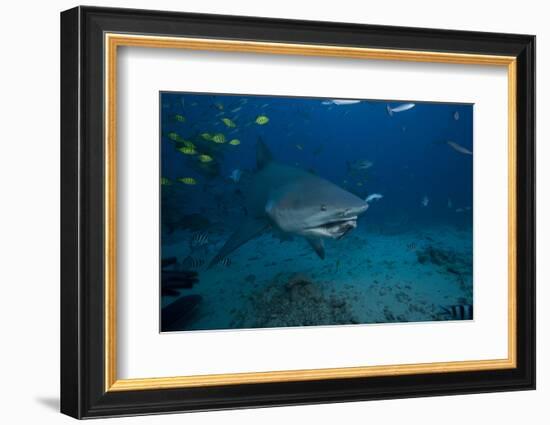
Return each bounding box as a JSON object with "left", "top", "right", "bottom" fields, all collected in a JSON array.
[
  {"left": 386, "top": 104, "right": 393, "bottom": 117},
  {"left": 257, "top": 137, "right": 273, "bottom": 169}
]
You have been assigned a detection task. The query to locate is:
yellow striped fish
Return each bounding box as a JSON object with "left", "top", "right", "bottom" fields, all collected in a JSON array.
[
  {"left": 177, "top": 177, "right": 197, "bottom": 185},
  {"left": 198, "top": 154, "right": 213, "bottom": 163},
  {"left": 221, "top": 117, "right": 236, "bottom": 128},
  {"left": 255, "top": 115, "right": 269, "bottom": 125},
  {"left": 178, "top": 146, "right": 197, "bottom": 155},
  {"left": 212, "top": 133, "right": 226, "bottom": 144}
]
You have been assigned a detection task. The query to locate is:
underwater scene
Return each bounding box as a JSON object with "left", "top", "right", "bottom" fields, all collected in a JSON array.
[{"left": 160, "top": 92, "right": 473, "bottom": 332}]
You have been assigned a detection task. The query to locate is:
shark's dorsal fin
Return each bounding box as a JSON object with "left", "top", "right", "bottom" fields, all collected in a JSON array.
[
  {"left": 306, "top": 237, "right": 325, "bottom": 259},
  {"left": 256, "top": 137, "right": 273, "bottom": 170}
]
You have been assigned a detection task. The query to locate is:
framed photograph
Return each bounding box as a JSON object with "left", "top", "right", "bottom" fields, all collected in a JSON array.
[{"left": 60, "top": 6, "right": 535, "bottom": 419}]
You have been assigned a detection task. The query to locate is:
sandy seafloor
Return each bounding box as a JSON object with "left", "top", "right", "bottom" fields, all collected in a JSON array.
[{"left": 161, "top": 221, "right": 473, "bottom": 332}]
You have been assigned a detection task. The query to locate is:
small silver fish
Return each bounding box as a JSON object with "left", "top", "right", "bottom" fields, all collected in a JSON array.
[
  {"left": 228, "top": 169, "right": 242, "bottom": 183},
  {"left": 347, "top": 159, "right": 373, "bottom": 172},
  {"left": 447, "top": 141, "right": 472, "bottom": 155},
  {"left": 365, "top": 193, "right": 383, "bottom": 203},
  {"left": 387, "top": 103, "right": 415, "bottom": 116},
  {"left": 421, "top": 195, "right": 429, "bottom": 207},
  {"left": 453, "top": 111, "right": 460, "bottom": 121},
  {"left": 322, "top": 99, "right": 361, "bottom": 106}
]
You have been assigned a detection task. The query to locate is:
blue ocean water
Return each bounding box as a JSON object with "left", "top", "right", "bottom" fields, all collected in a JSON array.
[{"left": 160, "top": 92, "right": 473, "bottom": 332}]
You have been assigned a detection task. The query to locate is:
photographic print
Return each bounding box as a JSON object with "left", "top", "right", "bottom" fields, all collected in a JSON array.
[{"left": 160, "top": 92, "right": 473, "bottom": 332}]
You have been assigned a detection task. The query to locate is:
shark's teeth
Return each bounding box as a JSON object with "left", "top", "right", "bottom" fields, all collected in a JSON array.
[
  {"left": 304, "top": 217, "right": 358, "bottom": 240},
  {"left": 314, "top": 217, "right": 358, "bottom": 228}
]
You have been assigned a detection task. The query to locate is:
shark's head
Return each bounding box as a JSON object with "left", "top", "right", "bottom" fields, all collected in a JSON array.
[
  {"left": 265, "top": 176, "right": 369, "bottom": 240},
  {"left": 209, "top": 139, "right": 370, "bottom": 267}
]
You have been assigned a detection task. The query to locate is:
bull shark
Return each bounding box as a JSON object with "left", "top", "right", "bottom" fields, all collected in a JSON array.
[{"left": 209, "top": 139, "right": 369, "bottom": 267}]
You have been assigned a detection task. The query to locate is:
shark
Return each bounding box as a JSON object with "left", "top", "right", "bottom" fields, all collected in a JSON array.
[{"left": 209, "top": 139, "right": 369, "bottom": 267}]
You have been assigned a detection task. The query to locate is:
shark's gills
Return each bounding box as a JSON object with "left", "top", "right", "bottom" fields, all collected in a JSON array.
[{"left": 209, "top": 218, "right": 270, "bottom": 267}]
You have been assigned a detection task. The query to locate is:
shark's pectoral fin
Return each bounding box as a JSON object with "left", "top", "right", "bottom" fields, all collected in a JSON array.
[
  {"left": 209, "top": 218, "right": 270, "bottom": 268},
  {"left": 306, "top": 237, "right": 325, "bottom": 259}
]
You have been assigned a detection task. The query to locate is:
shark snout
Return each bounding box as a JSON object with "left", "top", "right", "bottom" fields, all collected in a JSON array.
[
  {"left": 341, "top": 202, "right": 369, "bottom": 218},
  {"left": 355, "top": 202, "right": 369, "bottom": 215}
]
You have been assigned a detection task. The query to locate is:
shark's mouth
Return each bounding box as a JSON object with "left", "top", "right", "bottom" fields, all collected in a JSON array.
[{"left": 305, "top": 217, "right": 358, "bottom": 239}]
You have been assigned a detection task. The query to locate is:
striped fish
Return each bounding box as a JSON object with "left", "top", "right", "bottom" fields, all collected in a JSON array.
[
  {"left": 219, "top": 257, "right": 232, "bottom": 267},
  {"left": 440, "top": 304, "right": 473, "bottom": 320},
  {"left": 181, "top": 256, "right": 206, "bottom": 270},
  {"left": 190, "top": 232, "right": 209, "bottom": 247}
]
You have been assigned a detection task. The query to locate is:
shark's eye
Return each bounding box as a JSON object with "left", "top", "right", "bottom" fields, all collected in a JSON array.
[{"left": 320, "top": 204, "right": 327, "bottom": 211}]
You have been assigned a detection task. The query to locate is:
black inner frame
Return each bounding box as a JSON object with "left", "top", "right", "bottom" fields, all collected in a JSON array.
[{"left": 60, "top": 6, "right": 535, "bottom": 419}]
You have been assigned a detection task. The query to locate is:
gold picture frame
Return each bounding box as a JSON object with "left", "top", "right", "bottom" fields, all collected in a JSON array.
[{"left": 104, "top": 33, "right": 517, "bottom": 392}]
